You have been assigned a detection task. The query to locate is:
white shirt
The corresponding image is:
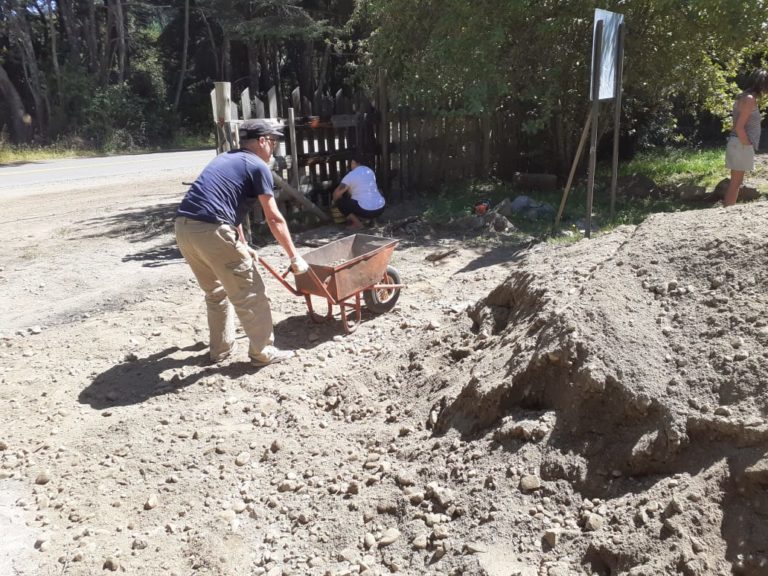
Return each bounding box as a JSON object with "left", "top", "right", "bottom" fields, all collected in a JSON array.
[{"left": 341, "top": 166, "right": 385, "bottom": 211}]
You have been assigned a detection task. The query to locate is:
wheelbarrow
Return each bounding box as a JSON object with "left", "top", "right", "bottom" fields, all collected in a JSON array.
[{"left": 259, "top": 234, "right": 404, "bottom": 333}]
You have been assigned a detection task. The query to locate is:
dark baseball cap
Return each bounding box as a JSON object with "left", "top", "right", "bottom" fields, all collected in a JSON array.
[{"left": 238, "top": 119, "right": 284, "bottom": 140}]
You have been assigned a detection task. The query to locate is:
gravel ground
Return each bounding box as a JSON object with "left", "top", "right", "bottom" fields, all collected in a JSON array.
[{"left": 1, "top": 161, "right": 767, "bottom": 576}]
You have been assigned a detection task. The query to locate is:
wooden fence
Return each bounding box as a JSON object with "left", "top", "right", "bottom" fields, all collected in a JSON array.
[
  {"left": 210, "top": 82, "right": 379, "bottom": 217},
  {"left": 210, "top": 77, "right": 550, "bottom": 222},
  {"left": 388, "top": 111, "right": 493, "bottom": 200}
]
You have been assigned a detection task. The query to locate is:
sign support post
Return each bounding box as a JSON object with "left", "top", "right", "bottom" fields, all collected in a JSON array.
[
  {"left": 586, "top": 20, "right": 603, "bottom": 239},
  {"left": 609, "top": 22, "right": 625, "bottom": 219}
]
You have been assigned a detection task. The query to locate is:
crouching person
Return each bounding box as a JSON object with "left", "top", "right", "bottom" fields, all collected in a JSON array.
[{"left": 332, "top": 155, "right": 386, "bottom": 230}]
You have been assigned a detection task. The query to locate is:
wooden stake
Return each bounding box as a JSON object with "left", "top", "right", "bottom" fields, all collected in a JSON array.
[{"left": 554, "top": 108, "right": 593, "bottom": 233}]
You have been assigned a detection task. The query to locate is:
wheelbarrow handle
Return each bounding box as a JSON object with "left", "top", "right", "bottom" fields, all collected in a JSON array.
[
  {"left": 257, "top": 256, "right": 302, "bottom": 296},
  {"left": 257, "top": 256, "right": 335, "bottom": 302}
]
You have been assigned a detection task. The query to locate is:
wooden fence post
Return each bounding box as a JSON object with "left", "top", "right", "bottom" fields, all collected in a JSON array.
[
  {"left": 213, "top": 81, "right": 237, "bottom": 153},
  {"left": 241, "top": 87, "right": 251, "bottom": 120},
  {"left": 288, "top": 107, "right": 301, "bottom": 190},
  {"left": 377, "top": 69, "right": 390, "bottom": 196},
  {"left": 481, "top": 111, "right": 491, "bottom": 176}
]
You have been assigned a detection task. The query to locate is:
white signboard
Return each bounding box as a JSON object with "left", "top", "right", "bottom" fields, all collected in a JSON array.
[{"left": 590, "top": 9, "right": 624, "bottom": 101}]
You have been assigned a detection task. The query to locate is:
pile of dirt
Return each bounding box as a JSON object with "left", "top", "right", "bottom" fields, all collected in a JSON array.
[{"left": 420, "top": 202, "right": 768, "bottom": 575}]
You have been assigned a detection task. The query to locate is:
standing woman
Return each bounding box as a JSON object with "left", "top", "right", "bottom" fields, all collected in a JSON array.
[{"left": 724, "top": 69, "right": 768, "bottom": 207}]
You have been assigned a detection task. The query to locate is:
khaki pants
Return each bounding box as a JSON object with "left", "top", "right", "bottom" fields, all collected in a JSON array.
[{"left": 175, "top": 217, "right": 273, "bottom": 361}]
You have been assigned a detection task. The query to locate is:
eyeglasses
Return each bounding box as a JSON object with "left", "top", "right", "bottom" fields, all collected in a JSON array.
[{"left": 265, "top": 137, "right": 279, "bottom": 147}]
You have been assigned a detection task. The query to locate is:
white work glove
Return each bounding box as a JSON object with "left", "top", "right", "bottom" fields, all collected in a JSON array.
[{"left": 290, "top": 255, "right": 309, "bottom": 275}]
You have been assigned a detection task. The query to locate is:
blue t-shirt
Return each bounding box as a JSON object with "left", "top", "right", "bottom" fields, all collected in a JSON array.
[{"left": 177, "top": 150, "right": 274, "bottom": 226}]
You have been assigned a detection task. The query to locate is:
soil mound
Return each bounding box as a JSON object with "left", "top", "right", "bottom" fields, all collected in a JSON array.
[{"left": 433, "top": 203, "right": 768, "bottom": 575}]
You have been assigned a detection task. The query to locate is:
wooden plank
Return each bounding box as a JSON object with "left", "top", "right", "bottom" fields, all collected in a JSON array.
[
  {"left": 210, "top": 88, "right": 218, "bottom": 150},
  {"left": 481, "top": 112, "right": 491, "bottom": 176},
  {"left": 214, "top": 82, "right": 234, "bottom": 153},
  {"left": 241, "top": 87, "right": 251, "bottom": 120},
  {"left": 267, "top": 86, "right": 277, "bottom": 118},
  {"left": 297, "top": 150, "right": 356, "bottom": 165},
  {"left": 378, "top": 70, "right": 390, "bottom": 196},
  {"left": 288, "top": 108, "right": 300, "bottom": 190},
  {"left": 317, "top": 121, "right": 329, "bottom": 182},
  {"left": 304, "top": 120, "right": 318, "bottom": 187},
  {"left": 272, "top": 172, "right": 330, "bottom": 222},
  {"left": 407, "top": 108, "right": 414, "bottom": 193},
  {"left": 253, "top": 96, "right": 265, "bottom": 119}
]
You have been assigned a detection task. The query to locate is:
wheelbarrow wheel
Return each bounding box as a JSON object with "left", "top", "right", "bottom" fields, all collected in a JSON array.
[{"left": 363, "top": 265, "right": 401, "bottom": 314}]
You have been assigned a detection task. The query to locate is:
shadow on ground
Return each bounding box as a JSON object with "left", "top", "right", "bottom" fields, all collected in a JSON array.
[
  {"left": 75, "top": 202, "right": 177, "bottom": 242},
  {"left": 122, "top": 239, "right": 182, "bottom": 267},
  {"left": 79, "top": 314, "right": 345, "bottom": 409},
  {"left": 79, "top": 342, "right": 216, "bottom": 409}
]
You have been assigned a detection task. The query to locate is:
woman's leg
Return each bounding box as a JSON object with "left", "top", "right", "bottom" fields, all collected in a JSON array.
[
  {"left": 346, "top": 213, "right": 364, "bottom": 229},
  {"left": 723, "top": 170, "right": 744, "bottom": 207},
  {"left": 336, "top": 194, "right": 365, "bottom": 228}
]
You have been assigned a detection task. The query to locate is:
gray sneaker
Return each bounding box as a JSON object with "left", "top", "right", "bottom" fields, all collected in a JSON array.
[{"left": 250, "top": 345, "right": 294, "bottom": 367}]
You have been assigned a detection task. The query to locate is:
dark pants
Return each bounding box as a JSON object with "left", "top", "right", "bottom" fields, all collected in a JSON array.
[{"left": 336, "top": 194, "right": 385, "bottom": 219}]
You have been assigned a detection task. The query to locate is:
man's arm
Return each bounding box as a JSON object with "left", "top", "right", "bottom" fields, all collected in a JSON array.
[{"left": 258, "top": 194, "right": 297, "bottom": 259}]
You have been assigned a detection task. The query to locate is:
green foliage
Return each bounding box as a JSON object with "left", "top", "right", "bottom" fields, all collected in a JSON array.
[
  {"left": 617, "top": 147, "right": 725, "bottom": 189},
  {"left": 354, "top": 0, "right": 768, "bottom": 165},
  {"left": 77, "top": 82, "right": 174, "bottom": 152},
  {"left": 418, "top": 146, "right": 734, "bottom": 245}
]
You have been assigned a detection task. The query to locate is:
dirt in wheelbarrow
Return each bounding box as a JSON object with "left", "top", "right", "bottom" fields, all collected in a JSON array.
[{"left": 2, "top": 169, "right": 768, "bottom": 576}]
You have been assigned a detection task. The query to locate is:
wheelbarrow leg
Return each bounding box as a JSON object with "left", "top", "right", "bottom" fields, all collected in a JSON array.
[
  {"left": 305, "top": 295, "right": 333, "bottom": 324},
  {"left": 340, "top": 293, "right": 363, "bottom": 333}
]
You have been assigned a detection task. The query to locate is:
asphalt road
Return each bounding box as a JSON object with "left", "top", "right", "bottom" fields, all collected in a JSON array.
[{"left": 0, "top": 149, "right": 215, "bottom": 198}]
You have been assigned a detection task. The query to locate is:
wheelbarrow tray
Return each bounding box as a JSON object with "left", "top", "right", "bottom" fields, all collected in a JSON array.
[{"left": 295, "top": 234, "right": 399, "bottom": 302}]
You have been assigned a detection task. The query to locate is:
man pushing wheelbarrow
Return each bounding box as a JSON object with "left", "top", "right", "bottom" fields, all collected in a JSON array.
[{"left": 174, "top": 119, "right": 309, "bottom": 367}]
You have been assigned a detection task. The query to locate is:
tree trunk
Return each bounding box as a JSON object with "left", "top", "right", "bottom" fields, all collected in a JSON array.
[
  {"left": 0, "top": 63, "right": 30, "bottom": 143},
  {"left": 299, "top": 38, "right": 313, "bottom": 99},
  {"left": 198, "top": 8, "right": 220, "bottom": 79},
  {"left": 101, "top": 0, "right": 114, "bottom": 84},
  {"left": 9, "top": 0, "right": 50, "bottom": 138},
  {"left": 258, "top": 39, "right": 270, "bottom": 91},
  {"left": 247, "top": 42, "right": 260, "bottom": 93},
  {"left": 85, "top": 0, "right": 99, "bottom": 74},
  {"left": 173, "top": 0, "right": 190, "bottom": 110},
  {"left": 273, "top": 42, "right": 282, "bottom": 117},
  {"left": 46, "top": 0, "right": 61, "bottom": 86},
  {"left": 316, "top": 42, "right": 331, "bottom": 92},
  {"left": 220, "top": 31, "right": 231, "bottom": 81},
  {"left": 112, "top": 0, "right": 126, "bottom": 83},
  {"left": 58, "top": 0, "right": 80, "bottom": 60}
]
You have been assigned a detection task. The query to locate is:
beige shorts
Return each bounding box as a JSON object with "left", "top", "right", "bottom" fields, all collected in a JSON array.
[{"left": 725, "top": 137, "right": 754, "bottom": 171}]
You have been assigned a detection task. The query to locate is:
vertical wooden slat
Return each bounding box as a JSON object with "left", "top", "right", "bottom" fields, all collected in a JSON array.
[
  {"left": 241, "top": 87, "right": 251, "bottom": 120},
  {"left": 481, "top": 111, "right": 491, "bottom": 177},
  {"left": 267, "top": 86, "right": 278, "bottom": 119},
  {"left": 397, "top": 107, "right": 404, "bottom": 200},
  {"left": 377, "top": 70, "right": 390, "bottom": 198},
  {"left": 407, "top": 109, "right": 414, "bottom": 194},
  {"left": 253, "top": 96, "right": 265, "bottom": 119},
  {"left": 317, "top": 123, "right": 329, "bottom": 183},
  {"left": 288, "top": 108, "right": 300, "bottom": 191},
  {"left": 214, "top": 81, "right": 235, "bottom": 153}
]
